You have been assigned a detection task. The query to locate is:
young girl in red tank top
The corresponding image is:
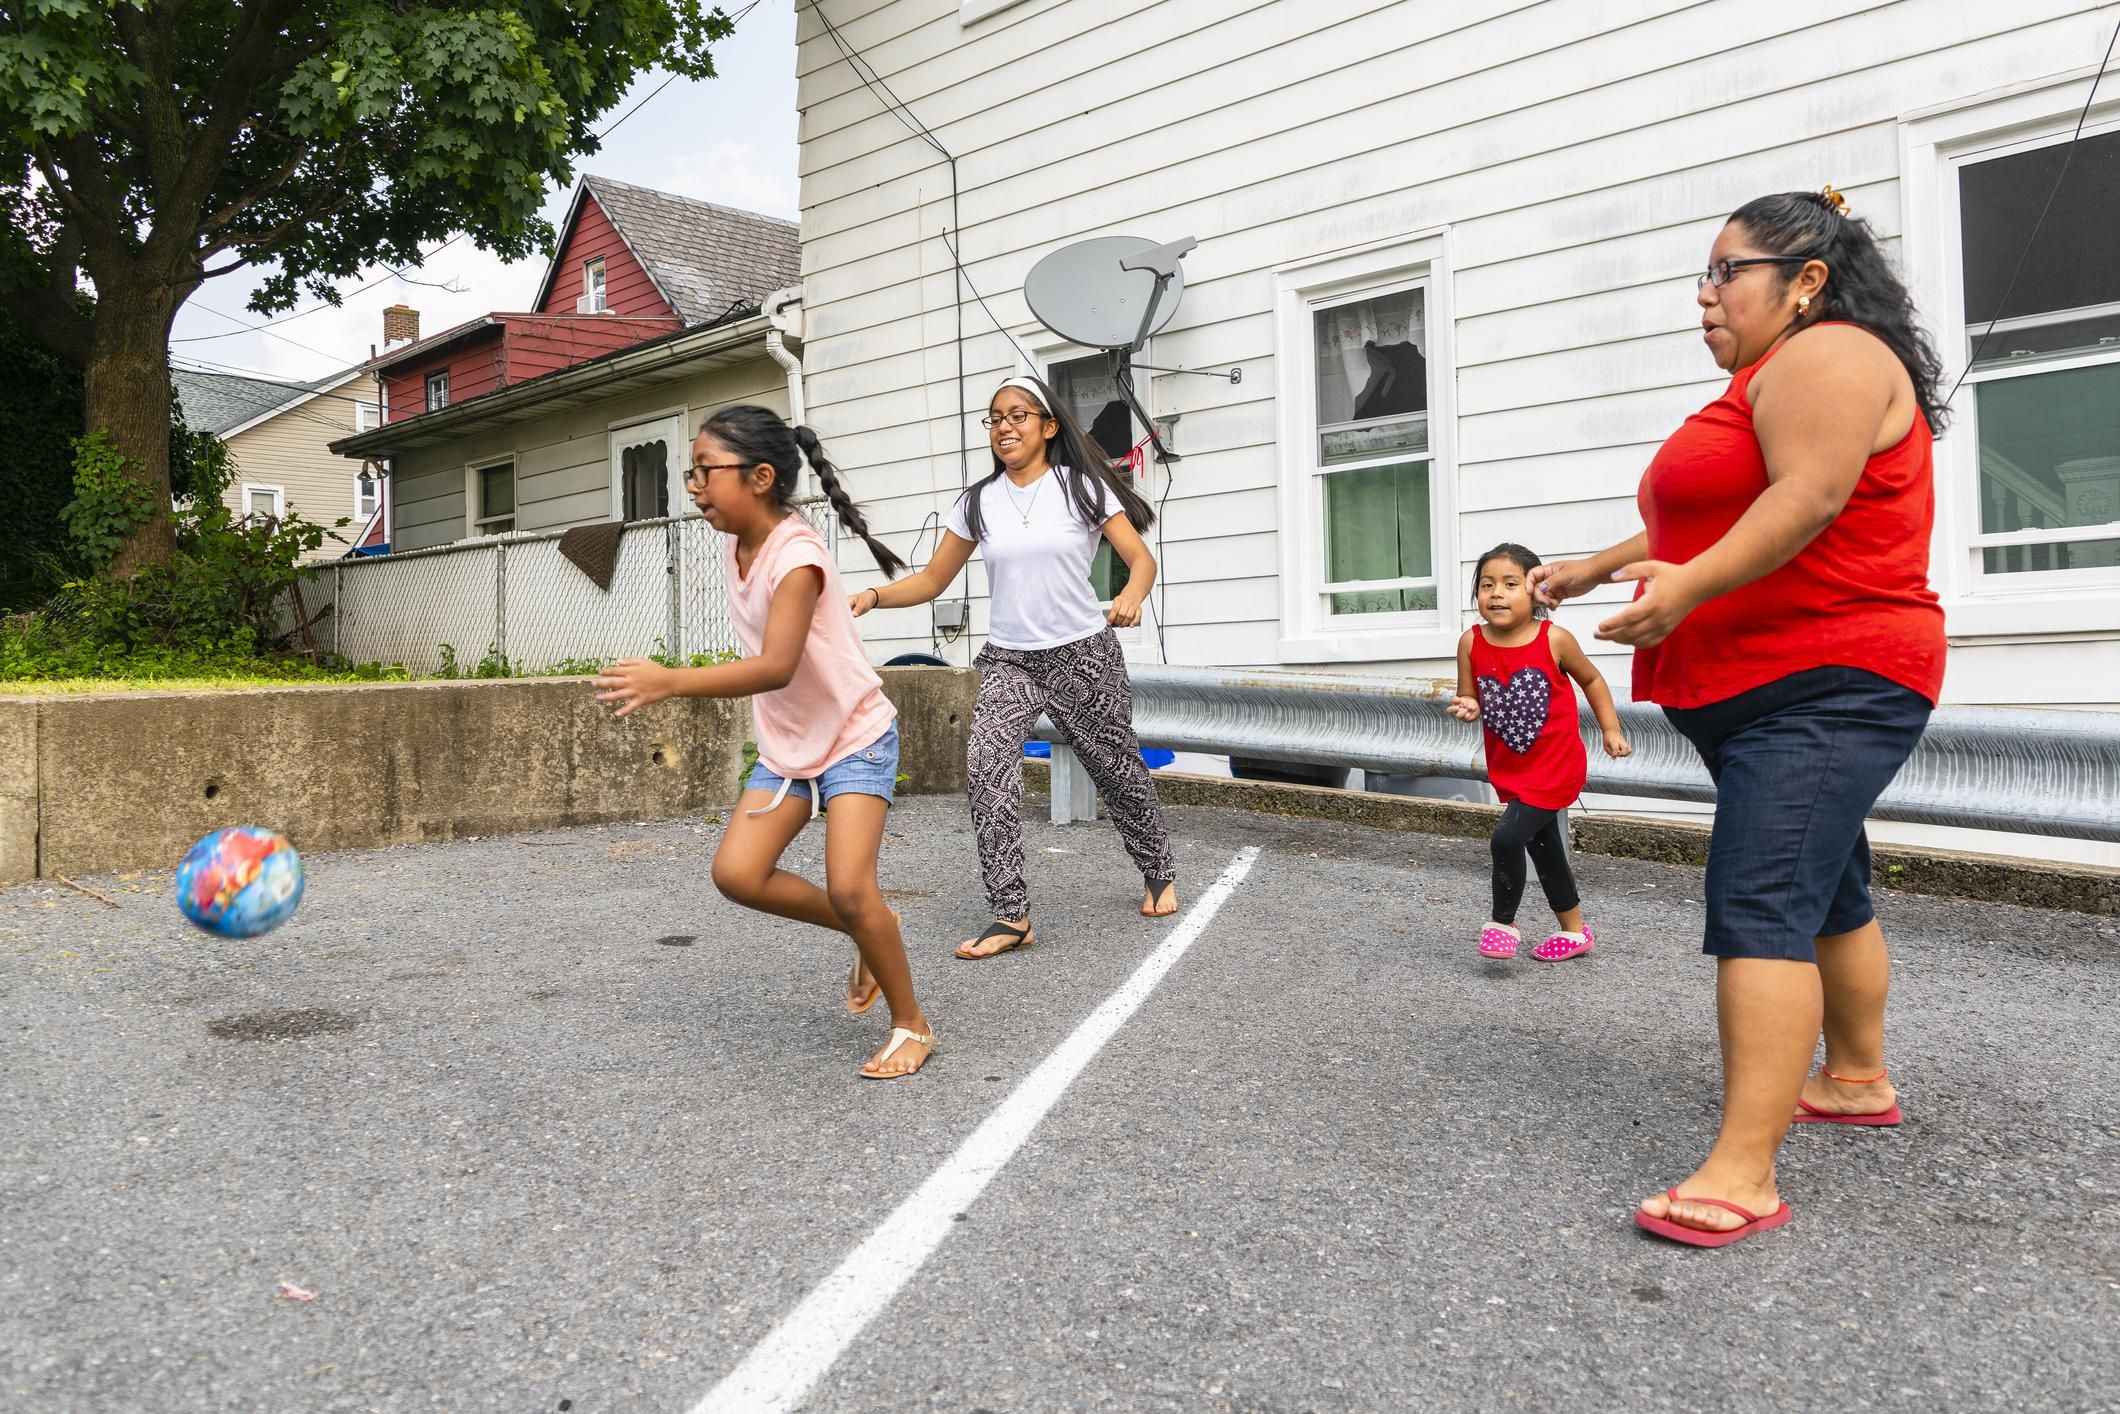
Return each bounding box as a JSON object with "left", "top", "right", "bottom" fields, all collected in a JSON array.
[{"left": 1449, "top": 545, "right": 1632, "bottom": 962}]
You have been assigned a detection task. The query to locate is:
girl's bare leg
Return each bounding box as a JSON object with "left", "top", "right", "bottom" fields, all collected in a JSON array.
[
  {"left": 823, "top": 793, "right": 933, "bottom": 1076},
  {"left": 713, "top": 790, "right": 883, "bottom": 1009},
  {"left": 710, "top": 789, "right": 840, "bottom": 928}
]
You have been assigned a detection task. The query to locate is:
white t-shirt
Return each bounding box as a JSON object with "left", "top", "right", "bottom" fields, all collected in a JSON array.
[{"left": 945, "top": 466, "right": 1120, "bottom": 651}]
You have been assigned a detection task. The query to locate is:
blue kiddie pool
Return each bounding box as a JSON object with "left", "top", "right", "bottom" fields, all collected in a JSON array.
[{"left": 1025, "top": 741, "right": 1175, "bottom": 769}]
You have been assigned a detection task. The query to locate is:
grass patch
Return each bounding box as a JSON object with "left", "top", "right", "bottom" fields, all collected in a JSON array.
[
  {"left": 2, "top": 674, "right": 385, "bottom": 695},
  {"left": 4, "top": 617, "right": 740, "bottom": 693}
]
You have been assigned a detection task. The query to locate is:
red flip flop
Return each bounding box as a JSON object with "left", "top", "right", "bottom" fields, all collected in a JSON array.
[
  {"left": 1792, "top": 1097, "right": 1902, "bottom": 1126},
  {"left": 1634, "top": 1188, "right": 1793, "bottom": 1248}
]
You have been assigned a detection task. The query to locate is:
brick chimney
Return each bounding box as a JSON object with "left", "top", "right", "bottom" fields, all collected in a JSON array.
[{"left": 383, "top": 304, "right": 420, "bottom": 346}]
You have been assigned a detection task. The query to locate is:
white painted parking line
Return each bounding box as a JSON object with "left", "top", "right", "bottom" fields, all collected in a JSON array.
[{"left": 691, "top": 845, "right": 1263, "bottom": 1414}]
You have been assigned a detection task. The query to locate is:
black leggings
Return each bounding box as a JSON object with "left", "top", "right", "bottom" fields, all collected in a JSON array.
[{"left": 1491, "top": 802, "right": 1579, "bottom": 925}]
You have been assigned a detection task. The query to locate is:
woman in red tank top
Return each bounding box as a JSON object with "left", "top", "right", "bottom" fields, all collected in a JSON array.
[{"left": 1533, "top": 190, "right": 1949, "bottom": 1248}]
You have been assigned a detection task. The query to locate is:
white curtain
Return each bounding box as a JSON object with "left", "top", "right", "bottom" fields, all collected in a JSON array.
[{"left": 1313, "top": 290, "right": 1423, "bottom": 426}]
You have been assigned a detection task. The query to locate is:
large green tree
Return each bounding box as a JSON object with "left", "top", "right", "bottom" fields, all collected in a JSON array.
[{"left": 0, "top": 0, "right": 729, "bottom": 576}]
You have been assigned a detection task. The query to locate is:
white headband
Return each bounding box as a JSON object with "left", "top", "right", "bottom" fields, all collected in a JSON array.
[{"left": 992, "top": 376, "right": 1048, "bottom": 407}]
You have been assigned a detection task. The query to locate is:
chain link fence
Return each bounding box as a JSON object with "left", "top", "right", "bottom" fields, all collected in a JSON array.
[{"left": 292, "top": 504, "right": 837, "bottom": 676}]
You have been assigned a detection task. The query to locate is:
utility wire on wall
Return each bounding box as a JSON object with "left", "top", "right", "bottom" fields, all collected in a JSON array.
[
  {"left": 807, "top": 0, "right": 979, "bottom": 659},
  {"left": 1943, "top": 13, "right": 2119, "bottom": 409},
  {"left": 807, "top": 0, "right": 970, "bottom": 494}
]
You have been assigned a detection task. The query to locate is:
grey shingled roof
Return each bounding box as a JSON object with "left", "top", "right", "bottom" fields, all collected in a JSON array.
[
  {"left": 580, "top": 175, "right": 800, "bottom": 325},
  {"left": 170, "top": 368, "right": 315, "bottom": 436}
]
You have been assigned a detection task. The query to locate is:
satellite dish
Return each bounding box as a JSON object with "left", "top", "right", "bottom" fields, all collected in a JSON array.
[
  {"left": 1024, "top": 236, "right": 1188, "bottom": 351},
  {"left": 1022, "top": 236, "right": 1223, "bottom": 464}
]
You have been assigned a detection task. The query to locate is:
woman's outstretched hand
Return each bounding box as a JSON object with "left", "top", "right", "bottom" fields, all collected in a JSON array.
[
  {"left": 847, "top": 587, "right": 880, "bottom": 618},
  {"left": 1595, "top": 561, "right": 1704, "bottom": 649},
  {"left": 1528, "top": 559, "right": 1598, "bottom": 610},
  {"left": 594, "top": 658, "right": 675, "bottom": 718}
]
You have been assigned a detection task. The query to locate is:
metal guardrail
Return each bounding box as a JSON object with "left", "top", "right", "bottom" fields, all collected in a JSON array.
[{"left": 1041, "top": 664, "right": 2120, "bottom": 843}]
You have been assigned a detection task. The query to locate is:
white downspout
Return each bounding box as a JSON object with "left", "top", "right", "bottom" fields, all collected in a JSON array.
[{"left": 764, "top": 286, "right": 809, "bottom": 494}]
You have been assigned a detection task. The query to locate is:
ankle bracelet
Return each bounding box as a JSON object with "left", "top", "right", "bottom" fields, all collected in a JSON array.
[{"left": 1822, "top": 1065, "right": 1888, "bottom": 1084}]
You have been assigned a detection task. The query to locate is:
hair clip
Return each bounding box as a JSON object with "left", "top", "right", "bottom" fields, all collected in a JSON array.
[{"left": 1817, "top": 185, "right": 1849, "bottom": 216}]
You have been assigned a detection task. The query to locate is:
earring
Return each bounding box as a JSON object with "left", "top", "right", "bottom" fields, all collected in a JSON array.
[{"left": 1798, "top": 295, "right": 1812, "bottom": 315}]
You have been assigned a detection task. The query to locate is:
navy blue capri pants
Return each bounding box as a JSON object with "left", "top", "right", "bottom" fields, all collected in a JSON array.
[{"left": 1662, "top": 666, "right": 1931, "bottom": 963}]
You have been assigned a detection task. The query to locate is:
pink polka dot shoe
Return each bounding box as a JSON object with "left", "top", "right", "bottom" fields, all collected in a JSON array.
[
  {"left": 1532, "top": 925, "right": 1594, "bottom": 962},
  {"left": 1478, "top": 923, "right": 1520, "bottom": 959}
]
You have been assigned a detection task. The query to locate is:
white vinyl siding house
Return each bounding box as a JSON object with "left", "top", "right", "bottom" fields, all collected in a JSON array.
[{"left": 794, "top": 0, "right": 2120, "bottom": 721}]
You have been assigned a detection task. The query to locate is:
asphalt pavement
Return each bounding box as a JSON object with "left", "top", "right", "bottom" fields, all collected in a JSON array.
[{"left": 3, "top": 795, "right": 2115, "bottom": 1412}]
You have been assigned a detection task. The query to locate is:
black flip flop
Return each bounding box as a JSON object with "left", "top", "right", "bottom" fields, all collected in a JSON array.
[
  {"left": 955, "top": 919, "right": 1033, "bottom": 960},
  {"left": 1141, "top": 876, "right": 1178, "bottom": 917}
]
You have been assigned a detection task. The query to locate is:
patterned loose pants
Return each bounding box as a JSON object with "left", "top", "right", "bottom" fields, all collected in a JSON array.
[{"left": 968, "top": 627, "right": 1176, "bottom": 919}]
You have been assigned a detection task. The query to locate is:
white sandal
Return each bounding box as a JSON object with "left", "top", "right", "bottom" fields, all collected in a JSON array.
[{"left": 860, "top": 1026, "right": 937, "bottom": 1079}]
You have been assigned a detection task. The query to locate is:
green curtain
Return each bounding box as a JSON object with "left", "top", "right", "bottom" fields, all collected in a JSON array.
[{"left": 1324, "top": 459, "right": 1433, "bottom": 613}]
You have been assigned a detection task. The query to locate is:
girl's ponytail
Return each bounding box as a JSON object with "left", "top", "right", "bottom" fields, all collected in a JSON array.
[{"left": 794, "top": 424, "right": 907, "bottom": 577}]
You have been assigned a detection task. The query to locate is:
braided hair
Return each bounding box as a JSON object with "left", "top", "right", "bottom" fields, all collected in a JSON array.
[
  {"left": 1727, "top": 190, "right": 1950, "bottom": 433},
  {"left": 954, "top": 374, "right": 1156, "bottom": 542},
  {"left": 700, "top": 405, "right": 906, "bottom": 576}
]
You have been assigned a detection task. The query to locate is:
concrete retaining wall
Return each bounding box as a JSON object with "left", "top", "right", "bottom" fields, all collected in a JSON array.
[{"left": 0, "top": 667, "right": 977, "bottom": 883}]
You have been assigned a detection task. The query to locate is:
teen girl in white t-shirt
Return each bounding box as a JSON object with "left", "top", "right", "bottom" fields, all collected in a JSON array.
[{"left": 850, "top": 375, "right": 1177, "bottom": 957}]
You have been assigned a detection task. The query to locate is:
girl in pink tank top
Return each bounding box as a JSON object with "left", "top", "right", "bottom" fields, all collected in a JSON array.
[{"left": 594, "top": 407, "right": 938, "bottom": 1081}]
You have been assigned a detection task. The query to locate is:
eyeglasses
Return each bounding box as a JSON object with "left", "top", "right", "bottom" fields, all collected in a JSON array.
[
  {"left": 1697, "top": 256, "right": 1812, "bottom": 290},
  {"left": 979, "top": 408, "right": 1050, "bottom": 430},
  {"left": 683, "top": 462, "right": 750, "bottom": 486}
]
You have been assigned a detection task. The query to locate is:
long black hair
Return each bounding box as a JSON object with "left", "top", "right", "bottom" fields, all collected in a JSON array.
[
  {"left": 1472, "top": 542, "right": 1547, "bottom": 620},
  {"left": 1727, "top": 190, "right": 1950, "bottom": 433},
  {"left": 954, "top": 373, "right": 1156, "bottom": 542},
  {"left": 700, "top": 404, "right": 906, "bottom": 576}
]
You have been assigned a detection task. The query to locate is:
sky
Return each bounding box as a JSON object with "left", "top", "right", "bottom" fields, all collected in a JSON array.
[{"left": 165, "top": 1, "right": 801, "bottom": 386}]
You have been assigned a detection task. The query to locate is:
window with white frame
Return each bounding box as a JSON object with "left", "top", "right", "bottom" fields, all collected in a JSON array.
[
  {"left": 425, "top": 369, "right": 449, "bottom": 412},
  {"left": 584, "top": 257, "right": 607, "bottom": 313},
  {"left": 355, "top": 399, "right": 380, "bottom": 433},
  {"left": 242, "top": 483, "right": 284, "bottom": 523},
  {"left": 1310, "top": 283, "right": 1436, "bottom": 616},
  {"left": 469, "top": 458, "right": 514, "bottom": 536},
  {"left": 1274, "top": 232, "right": 1455, "bottom": 661},
  {"left": 355, "top": 464, "right": 382, "bottom": 521},
  {"left": 1047, "top": 353, "right": 1137, "bottom": 606},
  {"left": 1952, "top": 123, "right": 2120, "bottom": 581},
  {"left": 618, "top": 436, "right": 670, "bottom": 521}
]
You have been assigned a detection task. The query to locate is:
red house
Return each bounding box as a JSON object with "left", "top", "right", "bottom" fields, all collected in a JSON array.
[
  {"left": 369, "top": 176, "right": 799, "bottom": 426},
  {"left": 335, "top": 178, "right": 802, "bottom": 552}
]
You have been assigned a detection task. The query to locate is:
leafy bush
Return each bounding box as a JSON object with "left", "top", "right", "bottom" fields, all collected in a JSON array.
[
  {"left": 39, "top": 425, "right": 347, "bottom": 662},
  {"left": 0, "top": 612, "right": 408, "bottom": 686}
]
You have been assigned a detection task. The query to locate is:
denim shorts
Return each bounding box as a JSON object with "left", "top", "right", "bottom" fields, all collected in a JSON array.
[
  {"left": 1662, "top": 666, "right": 1931, "bottom": 963},
  {"left": 745, "top": 722, "right": 899, "bottom": 811}
]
